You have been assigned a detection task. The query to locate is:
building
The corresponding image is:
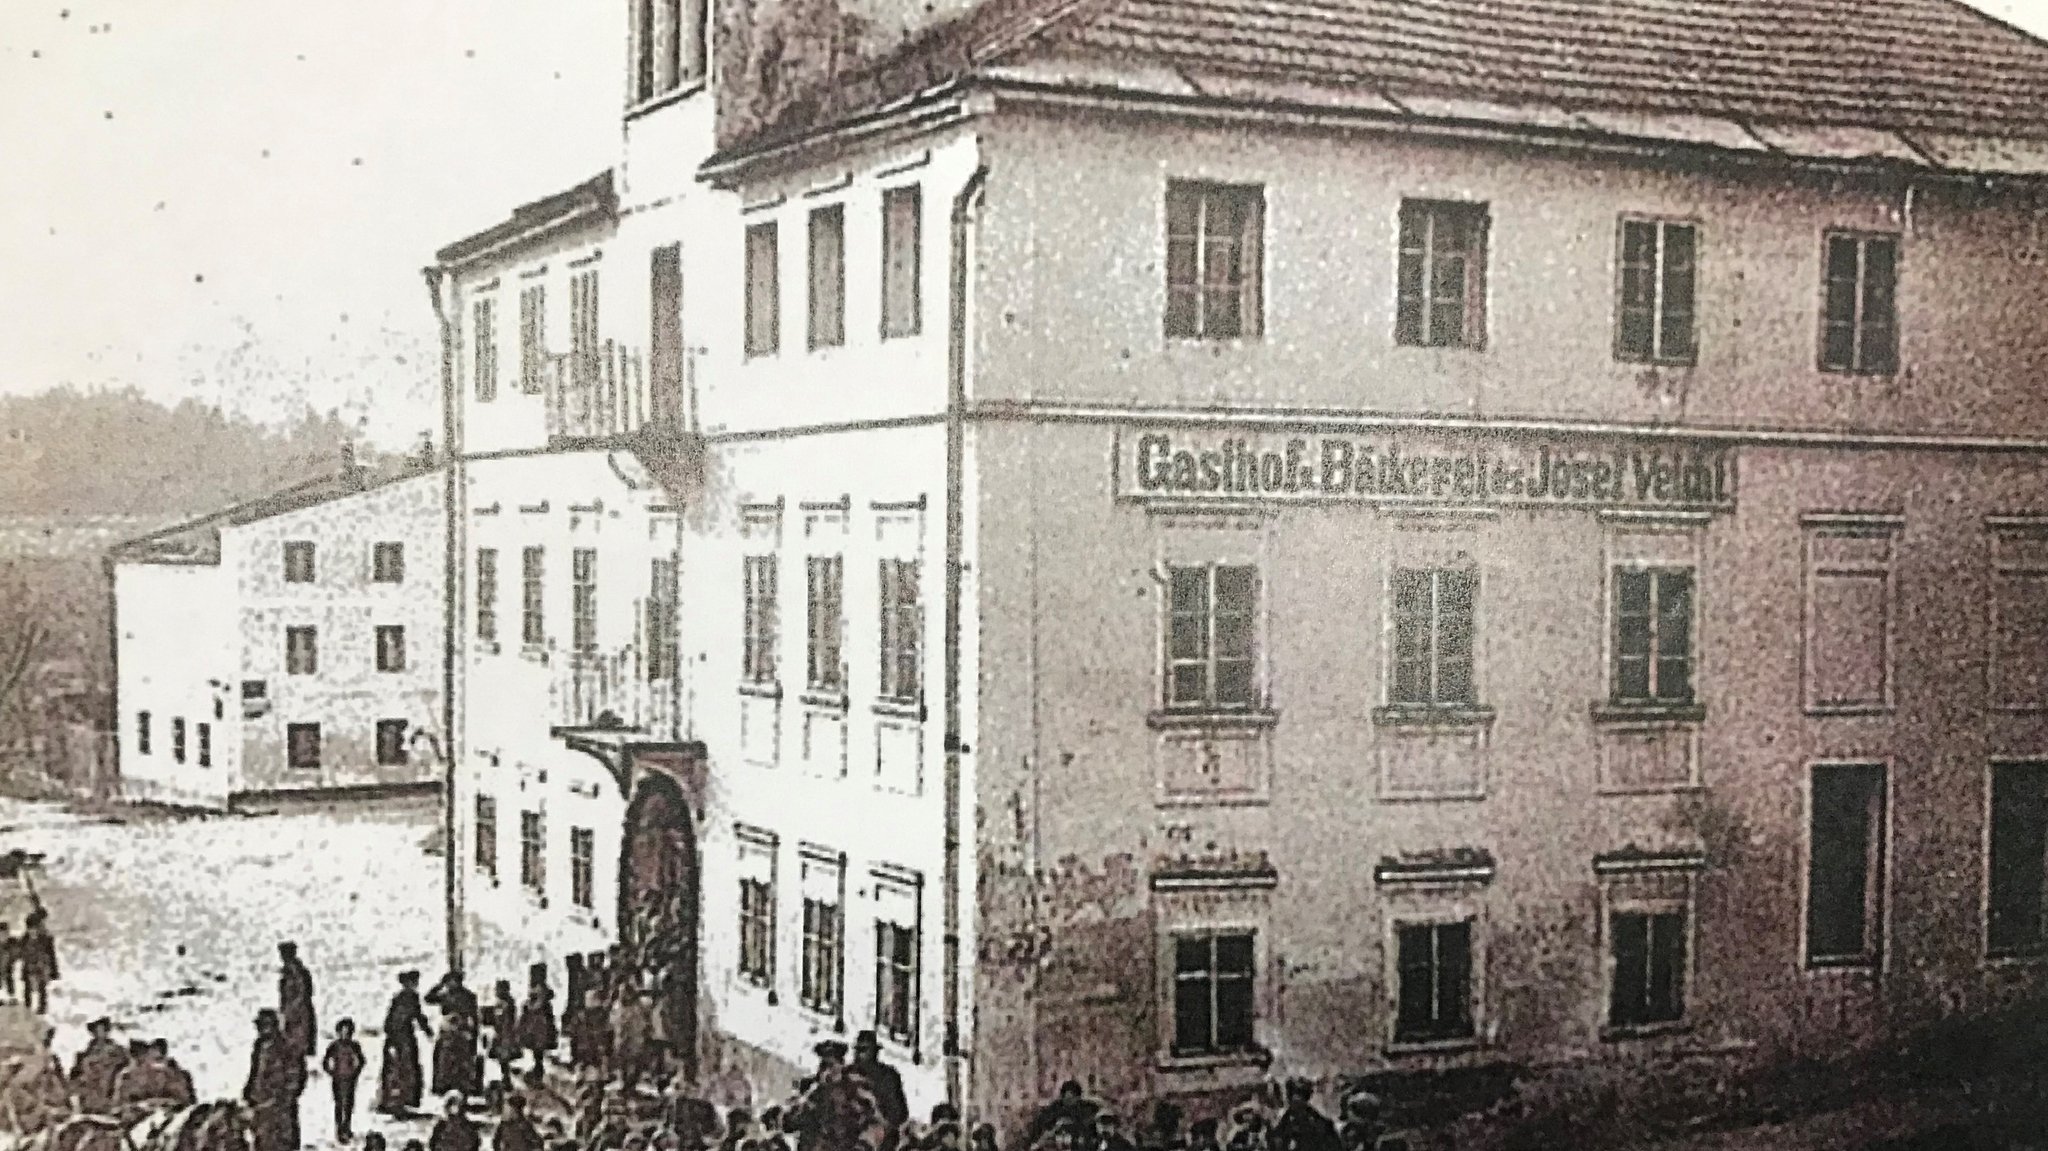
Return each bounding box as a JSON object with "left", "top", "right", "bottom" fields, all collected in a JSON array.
[
  {"left": 113, "top": 466, "right": 446, "bottom": 809},
  {"left": 440, "top": 0, "right": 2048, "bottom": 1139}
]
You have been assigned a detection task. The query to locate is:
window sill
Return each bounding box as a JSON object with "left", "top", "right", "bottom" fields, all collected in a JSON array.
[
  {"left": 623, "top": 78, "right": 706, "bottom": 122},
  {"left": 737, "top": 680, "right": 783, "bottom": 701},
  {"left": 475, "top": 641, "right": 502, "bottom": 657},
  {"left": 1804, "top": 956, "right": 1880, "bottom": 974},
  {"left": 1984, "top": 948, "right": 2048, "bottom": 967},
  {"left": 1146, "top": 709, "right": 1280, "bottom": 732},
  {"left": 519, "top": 644, "right": 549, "bottom": 666},
  {"left": 1385, "top": 1036, "right": 1480, "bottom": 1057},
  {"left": 1372, "top": 704, "right": 1495, "bottom": 731},
  {"left": 739, "top": 976, "right": 777, "bottom": 1004},
  {"left": 798, "top": 1004, "right": 846, "bottom": 1033},
  {"left": 1601, "top": 1021, "right": 1691, "bottom": 1042},
  {"left": 1818, "top": 366, "right": 1899, "bottom": 380},
  {"left": 1804, "top": 702, "right": 1892, "bottom": 718},
  {"left": 801, "top": 689, "right": 849, "bottom": 714},
  {"left": 1616, "top": 356, "right": 1698, "bottom": 371},
  {"left": 1590, "top": 702, "right": 1705, "bottom": 726},
  {"left": 1155, "top": 1046, "right": 1273, "bottom": 1075},
  {"left": 872, "top": 699, "right": 924, "bottom": 722}
]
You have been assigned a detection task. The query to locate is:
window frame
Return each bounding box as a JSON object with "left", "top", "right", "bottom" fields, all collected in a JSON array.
[
  {"left": 1800, "top": 516, "right": 1899, "bottom": 716},
  {"left": 285, "top": 625, "right": 318, "bottom": 676},
  {"left": 372, "top": 541, "right": 406, "bottom": 584},
  {"left": 874, "top": 918, "right": 919, "bottom": 1048},
  {"left": 799, "top": 893, "right": 845, "bottom": 1018},
  {"left": 742, "top": 553, "right": 780, "bottom": 686},
  {"left": 807, "top": 203, "right": 847, "bottom": 351},
  {"left": 286, "top": 722, "right": 321, "bottom": 771},
  {"left": 744, "top": 221, "right": 781, "bottom": 358},
  {"left": 1988, "top": 521, "right": 2048, "bottom": 713},
  {"left": 1387, "top": 565, "right": 1479, "bottom": 710},
  {"left": 806, "top": 553, "right": 845, "bottom": 696},
  {"left": 877, "top": 558, "right": 922, "bottom": 705},
  {"left": 1160, "top": 561, "right": 1263, "bottom": 716},
  {"left": 649, "top": 244, "right": 685, "bottom": 429},
  {"left": 519, "top": 809, "right": 547, "bottom": 898},
  {"left": 195, "top": 721, "right": 211, "bottom": 768},
  {"left": 1167, "top": 928, "right": 1260, "bottom": 1059},
  {"left": 1613, "top": 216, "right": 1700, "bottom": 367},
  {"left": 519, "top": 284, "right": 547, "bottom": 395},
  {"left": 737, "top": 826, "right": 780, "bottom": 992},
  {"left": 136, "top": 711, "right": 151, "bottom": 755},
  {"left": 474, "top": 795, "right": 498, "bottom": 881},
  {"left": 1163, "top": 180, "right": 1266, "bottom": 343},
  {"left": 283, "top": 541, "right": 315, "bottom": 584},
  {"left": 1389, "top": 916, "right": 1479, "bottom": 1048},
  {"left": 375, "top": 719, "right": 409, "bottom": 767},
  {"left": 1608, "top": 566, "right": 1696, "bottom": 708},
  {"left": 1395, "top": 199, "right": 1491, "bottom": 351},
  {"left": 473, "top": 296, "right": 498, "bottom": 402},
  {"left": 569, "top": 826, "right": 595, "bottom": 911},
  {"left": 1817, "top": 229, "right": 1900, "bottom": 376},
  {"left": 569, "top": 268, "right": 602, "bottom": 397},
  {"left": 880, "top": 184, "right": 923, "bottom": 339},
  {"left": 571, "top": 548, "right": 598, "bottom": 653},
  {"left": 375, "top": 624, "right": 407, "bottom": 674},
  {"left": 1803, "top": 760, "right": 1890, "bottom": 970},
  {"left": 522, "top": 546, "right": 546, "bottom": 648},
  {"left": 648, "top": 557, "right": 679, "bottom": 681},
  {"left": 476, "top": 547, "right": 499, "bottom": 646},
  {"left": 171, "top": 717, "right": 187, "bottom": 765},
  {"left": 1985, "top": 759, "right": 2048, "bottom": 960}
]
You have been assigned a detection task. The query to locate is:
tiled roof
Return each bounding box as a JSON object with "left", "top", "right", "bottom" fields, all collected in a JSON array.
[
  {"left": 434, "top": 170, "right": 617, "bottom": 268},
  {"left": 720, "top": 0, "right": 2048, "bottom": 172}
]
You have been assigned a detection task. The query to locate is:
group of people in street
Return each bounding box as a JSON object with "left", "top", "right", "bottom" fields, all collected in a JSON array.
[
  {"left": 1019, "top": 1078, "right": 1392, "bottom": 1151},
  {"left": 0, "top": 907, "right": 64, "bottom": 1014},
  {"left": 68, "top": 1017, "right": 199, "bottom": 1115}
]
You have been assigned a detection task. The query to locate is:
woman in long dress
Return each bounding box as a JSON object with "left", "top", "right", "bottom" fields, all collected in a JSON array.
[{"left": 376, "top": 971, "right": 432, "bottom": 1116}]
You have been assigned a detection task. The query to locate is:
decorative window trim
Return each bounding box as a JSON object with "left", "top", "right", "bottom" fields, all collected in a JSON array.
[
  {"left": 1595, "top": 852, "right": 1702, "bottom": 1039},
  {"left": 1382, "top": 903, "right": 1486, "bottom": 1055},
  {"left": 1374, "top": 849, "right": 1498, "bottom": 888},
  {"left": 1603, "top": 519, "right": 1703, "bottom": 712},
  {"left": 1612, "top": 216, "right": 1701, "bottom": 368},
  {"left": 1988, "top": 518, "right": 2048, "bottom": 713},
  {"left": 797, "top": 845, "right": 849, "bottom": 1030},
  {"left": 737, "top": 826, "right": 780, "bottom": 997},
  {"left": 1152, "top": 859, "right": 1273, "bottom": 1074}
]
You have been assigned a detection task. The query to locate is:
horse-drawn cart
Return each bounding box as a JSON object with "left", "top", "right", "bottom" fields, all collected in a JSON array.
[{"left": 0, "top": 1005, "right": 244, "bottom": 1151}]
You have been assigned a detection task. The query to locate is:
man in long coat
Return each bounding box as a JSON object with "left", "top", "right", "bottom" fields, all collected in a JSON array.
[
  {"left": 245, "top": 1009, "right": 306, "bottom": 1151},
  {"left": 18, "top": 909, "right": 57, "bottom": 1015},
  {"left": 426, "top": 971, "right": 481, "bottom": 1098},
  {"left": 68, "top": 1017, "right": 128, "bottom": 1114},
  {"left": 278, "top": 942, "right": 317, "bottom": 1063},
  {"left": 376, "top": 971, "right": 432, "bottom": 1116}
]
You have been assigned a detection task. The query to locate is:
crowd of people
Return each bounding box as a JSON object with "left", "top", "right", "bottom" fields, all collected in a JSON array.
[{"left": 0, "top": 906, "right": 66, "bottom": 1015}]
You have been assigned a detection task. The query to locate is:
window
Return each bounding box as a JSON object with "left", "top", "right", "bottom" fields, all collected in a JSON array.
[
  {"left": 240, "top": 680, "right": 268, "bottom": 719},
  {"left": 1609, "top": 910, "right": 1687, "bottom": 1028},
  {"left": 878, "top": 559, "right": 921, "bottom": 704},
  {"left": 283, "top": 541, "right": 315, "bottom": 584},
  {"left": 875, "top": 919, "right": 917, "bottom": 1045},
  {"left": 742, "top": 554, "right": 779, "bottom": 684},
  {"left": 1990, "top": 525, "right": 2048, "bottom": 710},
  {"left": 286, "top": 626, "right": 318, "bottom": 676},
  {"left": 1611, "top": 568, "right": 1693, "bottom": 706},
  {"left": 570, "top": 269, "right": 601, "bottom": 395},
  {"left": 740, "top": 875, "right": 775, "bottom": 987},
  {"left": 1391, "top": 568, "right": 1476, "bottom": 707},
  {"left": 808, "top": 205, "right": 846, "bottom": 350},
  {"left": 373, "top": 542, "right": 405, "bottom": 584},
  {"left": 1164, "top": 564, "right": 1259, "bottom": 712},
  {"left": 475, "top": 796, "right": 498, "bottom": 880},
  {"left": 1988, "top": 761, "right": 2048, "bottom": 957},
  {"left": 287, "top": 723, "right": 321, "bottom": 771},
  {"left": 806, "top": 555, "right": 844, "bottom": 693},
  {"left": 633, "top": 0, "right": 655, "bottom": 101},
  {"left": 572, "top": 549, "right": 598, "bottom": 652},
  {"left": 1164, "top": 181, "right": 1264, "bottom": 341},
  {"left": 881, "top": 186, "right": 922, "bottom": 338},
  {"left": 1396, "top": 199, "right": 1490, "bottom": 349},
  {"left": 520, "top": 810, "right": 546, "bottom": 894},
  {"left": 476, "top": 548, "right": 499, "bottom": 644},
  {"left": 375, "top": 719, "right": 408, "bottom": 766},
  {"left": 195, "top": 722, "right": 211, "bottom": 768},
  {"left": 648, "top": 558, "right": 678, "bottom": 681},
  {"left": 1393, "top": 920, "right": 1475, "bottom": 1045},
  {"left": 1171, "top": 930, "right": 1256, "bottom": 1056},
  {"left": 745, "top": 222, "right": 780, "bottom": 357},
  {"left": 570, "top": 827, "right": 595, "bottom": 910},
  {"left": 376, "top": 625, "right": 407, "bottom": 673},
  {"left": 136, "top": 711, "right": 151, "bottom": 755},
  {"left": 1807, "top": 763, "right": 1887, "bottom": 966},
  {"left": 1820, "top": 232, "right": 1899, "bottom": 375},
  {"left": 1804, "top": 521, "right": 1896, "bottom": 713},
  {"left": 522, "top": 547, "right": 545, "bottom": 647},
  {"left": 473, "top": 297, "right": 498, "bottom": 402},
  {"left": 800, "top": 894, "right": 844, "bottom": 1016},
  {"left": 1616, "top": 219, "right": 1698, "bottom": 365},
  {"left": 630, "top": 0, "right": 707, "bottom": 102},
  {"left": 519, "top": 285, "right": 547, "bottom": 395},
  {"left": 650, "top": 244, "right": 685, "bottom": 428},
  {"left": 171, "top": 718, "right": 187, "bottom": 765}
]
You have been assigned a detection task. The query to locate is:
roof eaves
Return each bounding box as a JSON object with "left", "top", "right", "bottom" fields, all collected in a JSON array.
[{"left": 433, "top": 171, "right": 619, "bottom": 269}]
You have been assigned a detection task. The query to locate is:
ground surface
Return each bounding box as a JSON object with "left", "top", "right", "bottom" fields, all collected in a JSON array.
[{"left": 0, "top": 796, "right": 445, "bottom": 1147}]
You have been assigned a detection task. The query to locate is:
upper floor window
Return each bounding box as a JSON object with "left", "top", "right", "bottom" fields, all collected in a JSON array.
[
  {"left": 286, "top": 626, "right": 318, "bottom": 676},
  {"left": 287, "top": 722, "right": 322, "bottom": 771},
  {"left": 878, "top": 559, "right": 921, "bottom": 704},
  {"left": 743, "top": 554, "right": 779, "bottom": 685},
  {"left": 473, "top": 297, "right": 498, "bottom": 402},
  {"left": 1990, "top": 523, "right": 2048, "bottom": 711},
  {"left": 196, "top": 722, "right": 212, "bottom": 768},
  {"left": 570, "top": 827, "right": 596, "bottom": 910},
  {"left": 476, "top": 548, "right": 499, "bottom": 645},
  {"left": 1164, "top": 563, "right": 1259, "bottom": 713},
  {"left": 375, "top": 719, "right": 409, "bottom": 766},
  {"left": 801, "top": 885, "right": 845, "bottom": 1018},
  {"left": 808, "top": 205, "right": 846, "bottom": 351},
  {"left": 807, "top": 555, "right": 845, "bottom": 694},
  {"left": 630, "top": 0, "right": 708, "bottom": 105},
  {"left": 1803, "top": 519, "right": 1897, "bottom": 714},
  {"left": 519, "top": 285, "right": 547, "bottom": 395},
  {"left": 520, "top": 810, "right": 546, "bottom": 894},
  {"left": 1820, "top": 231, "right": 1898, "bottom": 375},
  {"left": 648, "top": 558, "right": 679, "bottom": 681},
  {"left": 745, "top": 222, "right": 781, "bottom": 358},
  {"left": 474, "top": 796, "right": 498, "bottom": 880},
  {"left": 1396, "top": 199, "right": 1489, "bottom": 350},
  {"left": 283, "top": 541, "right": 315, "bottom": 584},
  {"left": 136, "top": 711, "right": 152, "bottom": 755},
  {"left": 1391, "top": 568, "right": 1476, "bottom": 708},
  {"left": 522, "top": 547, "right": 546, "bottom": 647},
  {"left": 881, "top": 186, "right": 922, "bottom": 339},
  {"left": 1164, "top": 181, "right": 1264, "bottom": 341},
  {"left": 570, "top": 269, "right": 601, "bottom": 393},
  {"left": 1609, "top": 906, "right": 1688, "bottom": 1030},
  {"left": 171, "top": 717, "right": 187, "bottom": 765},
  {"left": 649, "top": 245, "right": 685, "bottom": 428},
  {"left": 571, "top": 549, "right": 598, "bottom": 652},
  {"left": 1611, "top": 568, "right": 1693, "bottom": 707},
  {"left": 1616, "top": 219, "right": 1698, "bottom": 365},
  {"left": 375, "top": 625, "right": 407, "bottom": 673},
  {"left": 373, "top": 542, "right": 405, "bottom": 584}
]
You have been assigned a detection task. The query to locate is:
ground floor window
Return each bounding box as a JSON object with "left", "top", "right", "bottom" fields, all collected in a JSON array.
[
  {"left": 171, "top": 718, "right": 187, "bottom": 765},
  {"left": 196, "top": 722, "right": 211, "bottom": 768},
  {"left": 874, "top": 919, "right": 917, "bottom": 1045},
  {"left": 1989, "top": 760, "right": 2048, "bottom": 956},
  {"left": 1171, "top": 930, "right": 1256, "bottom": 1057},
  {"left": 1807, "top": 762, "right": 1887, "bottom": 966},
  {"left": 136, "top": 711, "right": 151, "bottom": 755},
  {"left": 1609, "top": 909, "right": 1687, "bottom": 1028},
  {"left": 801, "top": 896, "right": 843, "bottom": 1016},
  {"left": 1394, "top": 920, "right": 1475, "bottom": 1044},
  {"left": 570, "top": 827, "right": 595, "bottom": 910},
  {"left": 740, "top": 878, "right": 775, "bottom": 987},
  {"left": 287, "top": 723, "right": 321, "bottom": 770},
  {"left": 475, "top": 796, "right": 497, "bottom": 880},
  {"left": 520, "top": 810, "right": 546, "bottom": 895},
  {"left": 375, "top": 719, "right": 408, "bottom": 766}
]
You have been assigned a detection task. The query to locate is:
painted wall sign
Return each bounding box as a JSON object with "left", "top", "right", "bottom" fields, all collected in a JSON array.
[{"left": 1115, "top": 427, "right": 1735, "bottom": 511}]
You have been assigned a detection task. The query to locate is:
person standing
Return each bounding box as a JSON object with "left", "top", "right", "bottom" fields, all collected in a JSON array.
[
  {"left": 69, "top": 1017, "right": 129, "bottom": 1114},
  {"left": 427, "top": 972, "right": 481, "bottom": 1098},
  {"left": 377, "top": 970, "right": 433, "bottom": 1117},
  {"left": 1270, "top": 1080, "right": 1339, "bottom": 1151},
  {"left": 112, "top": 1037, "right": 194, "bottom": 1110},
  {"left": 323, "top": 1019, "right": 367, "bottom": 1143},
  {"left": 246, "top": 1009, "right": 307, "bottom": 1151},
  {"left": 484, "top": 981, "right": 520, "bottom": 1089},
  {"left": 492, "top": 1093, "right": 544, "bottom": 1151},
  {"left": 848, "top": 1032, "right": 908, "bottom": 1151},
  {"left": 429, "top": 1093, "right": 481, "bottom": 1151},
  {"left": 18, "top": 909, "right": 57, "bottom": 1015},
  {"left": 0, "top": 921, "right": 16, "bottom": 1003},
  {"left": 513, "top": 965, "right": 557, "bottom": 1080},
  {"left": 609, "top": 985, "right": 653, "bottom": 1097},
  {"left": 278, "top": 943, "right": 318, "bottom": 1063}
]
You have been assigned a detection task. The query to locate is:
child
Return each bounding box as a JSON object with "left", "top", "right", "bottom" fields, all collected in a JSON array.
[{"left": 324, "top": 1019, "right": 368, "bottom": 1142}]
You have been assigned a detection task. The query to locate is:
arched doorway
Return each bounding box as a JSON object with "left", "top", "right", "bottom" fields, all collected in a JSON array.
[{"left": 619, "top": 770, "right": 699, "bottom": 1082}]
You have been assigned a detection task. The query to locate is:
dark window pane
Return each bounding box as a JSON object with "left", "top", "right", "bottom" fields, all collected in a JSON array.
[
  {"left": 1989, "top": 763, "right": 2048, "bottom": 954},
  {"left": 1808, "top": 765, "right": 1881, "bottom": 960},
  {"left": 1214, "top": 933, "right": 1254, "bottom": 975},
  {"left": 1395, "top": 925, "right": 1435, "bottom": 1040},
  {"left": 1611, "top": 912, "right": 1649, "bottom": 1025},
  {"left": 1436, "top": 922, "right": 1473, "bottom": 1036},
  {"left": 1171, "top": 567, "right": 1208, "bottom": 615},
  {"left": 1647, "top": 912, "right": 1686, "bottom": 1022},
  {"left": 1214, "top": 973, "right": 1254, "bottom": 1050},
  {"left": 1213, "top": 660, "right": 1255, "bottom": 707}
]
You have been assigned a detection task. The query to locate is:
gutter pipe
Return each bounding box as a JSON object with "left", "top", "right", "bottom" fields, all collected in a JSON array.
[{"left": 424, "top": 263, "right": 462, "bottom": 972}]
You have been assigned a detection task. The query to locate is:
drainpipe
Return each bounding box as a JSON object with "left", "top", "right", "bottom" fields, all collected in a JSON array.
[
  {"left": 424, "top": 263, "right": 462, "bottom": 972},
  {"left": 943, "top": 161, "right": 989, "bottom": 1116}
]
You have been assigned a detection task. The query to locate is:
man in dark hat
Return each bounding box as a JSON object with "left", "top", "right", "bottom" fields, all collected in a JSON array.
[
  {"left": 848, "top": 1032, "right": 907, "bottom": 1151},
  {"left": 378, "top": 970, "right": 433, "bottom": 1116},
  {"left": 278, "top": 942, "right": 318, "bottom": 1063},
  {"left": 1025, "top": 1083, "right": 1098, "bottom": 1151},
  {"left": 18, "top": 908, "right": 57, "bottom": 1014},
  {"left": 492, "top": 1092, "right": 544, "bottom": 1151},
  {"left": 788, "top": 1040, "right": 881, "bottom": 1151},
  {"left": 246, "top": 1008, "right": 307, "bottom": 1151},
  {"left": 69, "top": 1017, "right": 129, "bottom": 1113},
  {"left": 1270, "top": 1080, "right": 1338, "bottom": 1151}
]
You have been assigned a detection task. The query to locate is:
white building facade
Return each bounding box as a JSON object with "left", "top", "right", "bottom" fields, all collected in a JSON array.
[{"left": 114, "top": 469, "right": 447, "bottom": 809}]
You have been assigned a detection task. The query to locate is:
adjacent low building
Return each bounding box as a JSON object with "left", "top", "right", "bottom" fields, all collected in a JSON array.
[{"left": 113, "top": 464, "right": 447, "bottom": 809}]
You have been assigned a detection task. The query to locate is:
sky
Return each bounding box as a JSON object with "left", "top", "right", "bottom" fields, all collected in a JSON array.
[{"left": 1, "top": 0, "right": 2046, "bottom": 450}]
